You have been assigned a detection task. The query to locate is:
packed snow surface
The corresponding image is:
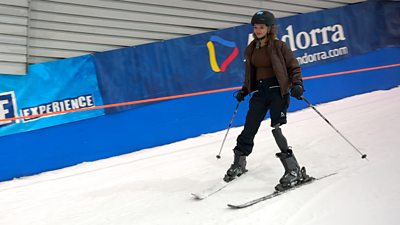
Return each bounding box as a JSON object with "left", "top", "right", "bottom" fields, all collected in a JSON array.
[{"left": 1, "top": 87, "right": 399, "bottom": 225}]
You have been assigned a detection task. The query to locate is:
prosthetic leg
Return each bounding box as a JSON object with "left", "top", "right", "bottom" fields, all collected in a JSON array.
[{"left": 272, "top": 125, "right": 310, "bottom": 191}]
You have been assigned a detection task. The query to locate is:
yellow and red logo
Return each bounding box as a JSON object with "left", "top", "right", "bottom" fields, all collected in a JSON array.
[{"left": 206, "top": 36, "right": 239, "bottom": 72}]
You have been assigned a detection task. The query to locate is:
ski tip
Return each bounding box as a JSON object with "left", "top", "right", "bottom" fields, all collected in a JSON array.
[
  {"left": 191, "top": 193, "right": 205, "bottom": 200},
  {"left": 227, "top": 204, "right": 241, "bottom": 209}
]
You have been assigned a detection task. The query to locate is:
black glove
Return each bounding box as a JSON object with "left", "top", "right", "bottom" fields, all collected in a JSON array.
[
  {"left": 235, "top": 86, "right": 249, "bottom": 102},
  {"left": 290, "top": 84, "right": 304, "bottom": 100}
]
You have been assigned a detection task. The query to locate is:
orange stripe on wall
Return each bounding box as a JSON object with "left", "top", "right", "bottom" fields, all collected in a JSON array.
[
  {"left": 1, "top": 63, "right": 399, "bottom": 123},
  {"left": 0, "top": 87, "right": 240, "bottom": 123},
  {"left": 304, "top": 63, "right": 400, "bottom": 80}
]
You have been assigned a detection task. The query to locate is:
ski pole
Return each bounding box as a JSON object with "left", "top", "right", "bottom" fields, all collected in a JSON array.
[
  {"left": 216, "top": 102, "right": 240, "bottom": 159},
  {"left": 302, "top": 97, "right": 368, "bottom": 160}
]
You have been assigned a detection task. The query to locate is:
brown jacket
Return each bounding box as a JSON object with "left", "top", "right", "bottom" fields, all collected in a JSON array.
[{"left": 243, "top": 39, "right": 302, "bottom": 96}]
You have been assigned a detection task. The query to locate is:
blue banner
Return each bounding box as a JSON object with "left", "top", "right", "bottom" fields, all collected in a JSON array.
[
  {"left": 93, "top": 26, "right": 252, "bottom": 113},
  {"left": 273, "top": 1, "right": 400, "bottom": 67},
  {"left": 0, "top": 55, "right": 104, "bottom": 137},
  {"left": 94, "top": 1, "right": 399, "bottom": 114},
  {"left": 1, "top": 1, "right": 398, "bottom": 136}
]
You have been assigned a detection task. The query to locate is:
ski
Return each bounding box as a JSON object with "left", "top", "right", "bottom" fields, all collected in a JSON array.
[
  {"left": 192, "top": 174, "right": 245, "bottom": 200},
  {"left": 227, "top": 172, "right": 337, "bottom": 209}
]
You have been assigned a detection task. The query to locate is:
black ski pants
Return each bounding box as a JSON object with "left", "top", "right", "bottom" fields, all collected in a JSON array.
[{"left": 236, "top": 77, "right": 290, "bottom": 156}]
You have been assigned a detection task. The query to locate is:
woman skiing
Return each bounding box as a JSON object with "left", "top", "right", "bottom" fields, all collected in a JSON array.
[{"left": 224, "top": 11, "right": 311, "bottom": 191}]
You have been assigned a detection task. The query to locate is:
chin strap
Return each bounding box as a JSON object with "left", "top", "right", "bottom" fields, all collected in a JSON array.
[{"left": 255, "top": 36, "right": 266, "bottom": 49}]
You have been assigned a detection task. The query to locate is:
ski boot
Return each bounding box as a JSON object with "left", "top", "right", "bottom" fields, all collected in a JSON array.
[
  {"left": 223, "top": 149, "right": 248, "bottom": 182},
  {"left": 275, "top": 149, "right": 311, "bottom": 191}
]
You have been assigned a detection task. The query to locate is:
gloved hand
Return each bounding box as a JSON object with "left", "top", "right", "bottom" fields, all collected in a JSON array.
[
  {"left": 235, "top": 86, "right": 249, "bottom": 102},
  {"left": 290, "top": 84, "right": 304, "bottom": 100}
]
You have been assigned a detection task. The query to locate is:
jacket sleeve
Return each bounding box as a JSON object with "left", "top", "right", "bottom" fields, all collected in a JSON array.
[
  {"left": 281, "top": 42, "right": 303, "bottom": 86},
  {"left": 243, "top": 43, "right": 254, "bottom": 92}
]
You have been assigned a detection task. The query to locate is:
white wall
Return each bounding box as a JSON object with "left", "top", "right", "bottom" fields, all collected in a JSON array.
[
  {"left": 0, "top": 0, "right": 363, "bottom": 75},
  {"left": 0, "top": 0, "right": 28, "bottom": 74}
]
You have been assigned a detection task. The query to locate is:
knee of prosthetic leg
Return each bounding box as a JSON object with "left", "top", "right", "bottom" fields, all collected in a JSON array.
[{"left": 275, "top": 148, "right": 294, "bottom": 159}]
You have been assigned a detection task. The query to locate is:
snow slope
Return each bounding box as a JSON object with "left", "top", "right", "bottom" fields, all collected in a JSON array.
[{"left": 1, "top": 87, "right": 400, "bottom": 225}]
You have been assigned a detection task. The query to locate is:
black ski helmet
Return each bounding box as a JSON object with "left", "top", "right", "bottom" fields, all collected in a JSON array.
[{"left": 251, "top": 11, "right": 276, "bottom": 26}]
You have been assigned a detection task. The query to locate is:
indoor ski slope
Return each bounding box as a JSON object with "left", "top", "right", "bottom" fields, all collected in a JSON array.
[{"left": 1, "top": 87, "right": 399, "bottom": 225}]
